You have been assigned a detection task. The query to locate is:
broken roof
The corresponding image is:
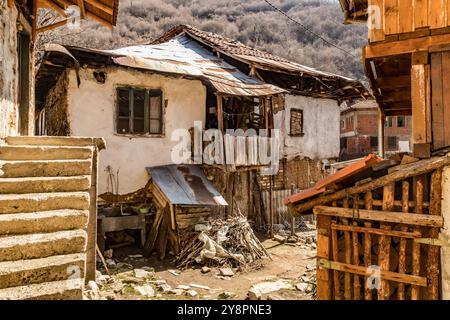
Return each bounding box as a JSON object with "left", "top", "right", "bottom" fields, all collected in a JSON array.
[
  {"left": 285, "top": 154, "right": 384, "bottom": 206},
  {"left": 38, "top": 35, "right": 286, "bottom": 97},
  {"left": 153, "top": 25, "right": 371, "bottom": 101},
  {"left": 147, "top": 165, "right": 228, "bottom": 207}
]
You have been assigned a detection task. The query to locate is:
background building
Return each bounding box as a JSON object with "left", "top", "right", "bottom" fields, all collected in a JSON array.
[{"left": 340, "top": 100, "right": 412, "bottom": 161}]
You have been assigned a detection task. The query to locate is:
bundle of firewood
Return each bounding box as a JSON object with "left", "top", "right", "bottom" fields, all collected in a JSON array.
[{"left": 176, "top": 215, "right": 271, "bottom": 269}]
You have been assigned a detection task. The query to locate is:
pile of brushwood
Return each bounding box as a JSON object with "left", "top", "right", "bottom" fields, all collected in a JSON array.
[{"left": 177, "top": 215, "right": 271, "bottom": 269}]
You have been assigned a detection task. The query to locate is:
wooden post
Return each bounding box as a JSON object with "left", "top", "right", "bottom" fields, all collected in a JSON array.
[
  {"left": 378, "top": 183, "right": 394, "bottom": 300},
  {"left": 427, "top": 170, "right": 442, "bottom": 300},
  {"left": 217, "top": 95, "right": 223, "bottom": 132},
  {"left": 398, "top": 180, "right": 410, "bottom": 300},
  {"left": 352, "top": 195, "right": 361, "bottom": 300},
  {"left": 378, "top": 108, "right": 385, "bottom": 158},
  {"left": 290, "top": 185, "right": 296, "bottom": 237},
  {"left": 364, "top": 192, "right": 373, "bottom": 300},
  {"left": 412, "top": 176, "right": 425, "bottom": 299},
  {"left": 441, "top": 166, "right": 450, "bottom": 299},
  {"left": 342, "top": 198, "right": 352, "bottom": 300},
  {"left": 331, "top": 201, "right": 342, "bottom": 300},
  {"left": 316, "top": 215, "right": 332, "bottom": 300},
  {"left": 411, "top": 51, "right": 432, "bottom": 158},
  {"left": 86, "top": 146, "right": 99, "bottom": 283}
]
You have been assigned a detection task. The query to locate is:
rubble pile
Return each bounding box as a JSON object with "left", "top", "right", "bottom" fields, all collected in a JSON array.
[{"left": 177, "top": 216, "right": 271, "bottom": 269}]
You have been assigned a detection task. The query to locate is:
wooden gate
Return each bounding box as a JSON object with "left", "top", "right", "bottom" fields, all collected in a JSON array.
[{"left": 314, "top": 168, "right": 444, "bottom": 300}]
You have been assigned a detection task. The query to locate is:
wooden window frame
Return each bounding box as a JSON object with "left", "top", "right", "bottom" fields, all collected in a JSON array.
[
  {"left": 397, "top": 115, "right": 406, "bottom": 128},
  {"left": 290, "top": 108, "right": 304, "bottom": 137},
  {"left": 116, "top": 87, "right": 164, "bottom": 136}
]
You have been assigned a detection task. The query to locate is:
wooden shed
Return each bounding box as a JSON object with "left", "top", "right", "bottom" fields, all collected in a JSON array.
[{"left": 144, "top": 165, "right": 227, "bottom": 259}]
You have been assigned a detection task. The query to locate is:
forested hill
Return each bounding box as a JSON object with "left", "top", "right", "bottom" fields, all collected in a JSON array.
[{"left": 38, "top": 0, "right": 368, "bottom": 82}]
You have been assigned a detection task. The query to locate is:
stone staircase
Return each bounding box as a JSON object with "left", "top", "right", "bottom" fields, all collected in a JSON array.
[{"left": 0, "top": 136, "right": 100, "bottom": 300}]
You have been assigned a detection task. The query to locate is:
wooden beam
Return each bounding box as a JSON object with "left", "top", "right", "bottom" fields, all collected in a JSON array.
[
  {"left": 318, "top": 259, "right": 427, "bottom": 287},
  {"left": 77, "top": 0, "right": 86, "bottom": 19},
  {"left": 314, "top": 206, "right": 444, "bottom": 228},
  {"left": 217, "top": 95, "right": 223, "bottom": 132},
  {"left": 376, "top": 75, "right": 411, "bottom": 89},
  {"left": 331, "top": 223, "right": 421, "bottom": 239},
  {"left": 38, "top": 0, "right": 67, "bottom": 17},
  {"left": 36, "top": 19, "right": 69, "bottom": 33},
  {"left": 365, "top": 33, "right": 450, "bottom": 59},
  {"left": 84, "top": 0, "right": 114, "bottom": 15}
]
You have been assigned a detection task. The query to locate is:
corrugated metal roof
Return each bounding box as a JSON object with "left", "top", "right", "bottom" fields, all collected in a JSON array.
[
  {"left": 147, "top": 165, "right": 228, "bottom": 207},
  {"left": 98, "top": 35, "right": 286, "bottom": 97}
]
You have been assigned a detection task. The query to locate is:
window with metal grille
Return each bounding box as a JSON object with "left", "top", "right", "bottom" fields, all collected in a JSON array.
[
  {"left": 116, "top": 88, "right": 163, "bottom": 135},
  {"left": 290, "top": 109, "right": 304, "bottom": 136}
]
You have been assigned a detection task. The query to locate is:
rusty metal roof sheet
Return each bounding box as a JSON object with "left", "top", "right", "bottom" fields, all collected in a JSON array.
[
  {"left": 57, "top": 35, "right": 286, "bottom": 97},
  {"left": 147, "top": 165, "right": 228, "bottom": 207},
  {"left": 285, "top": 154, "right": 384, "bottom": 205}
]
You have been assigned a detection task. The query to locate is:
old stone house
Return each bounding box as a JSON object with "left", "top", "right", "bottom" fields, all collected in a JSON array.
[
  {"left": 36, "top": 25, "right": 369, "bottom": 237},
  {"left": 0, "top": 0, "right": 120, "bottom": 300}
]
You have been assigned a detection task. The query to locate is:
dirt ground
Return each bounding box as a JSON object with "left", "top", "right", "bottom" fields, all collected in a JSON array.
[{"left": 90, "top": 228, "right": 317, "bottom": 301}]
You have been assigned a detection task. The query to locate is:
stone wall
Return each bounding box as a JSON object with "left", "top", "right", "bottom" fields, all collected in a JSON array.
[
  {"left": 0, "top": 2, "right": 19, "bottom": 137},
  {"left": 43, "top": 71, "right": 70, "bottom": 136}
]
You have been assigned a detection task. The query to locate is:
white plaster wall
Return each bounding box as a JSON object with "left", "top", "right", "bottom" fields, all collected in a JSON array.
[
  {"left": 0, "top": 3, "right": 19, "bottom": 137},
  {"left": 67, "top": 67, "right": 207, "bottom": 195},
  {"left": 274, "top": 95, "right": 340, "bottom": 160}
]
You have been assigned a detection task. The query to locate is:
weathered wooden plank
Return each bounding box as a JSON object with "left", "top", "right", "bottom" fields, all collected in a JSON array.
[
  {"left": 342, "top": 198, "right": 352, "bottom": 300},
  {"left": 294, "top": 156, "right": 450, "bottom": 215},
  {"left": 364, "top": 33, "right": 450, "bottom": 59},
  {"left": 316, "top": 216, "right": 332, "bottom": 300},
  {"left": 412, "top": 177, "right": 424, "bottom": 300},
  {"left": 427, "top": 170, "right": 442, "bottom": 300},
  {"left": 384, "top": 0, "right": 399, "bottom": 35},
  {"left": 442, "top": 52, "right": 450, "bottom": 148},
  {"left": 331, "top": 226, "right": 341, "bottom": 300},
  {"left": 331, "top": 223, "right": 421, "bottom": 239},
  {"left": 352, "top": 196, "right": 360, "bottom": 300},
  {"left": 411, "top": 63, "right": 429, "bottom": 148},
  {"left": 431, "top": 52, "right": 445, "bottom": 150},
  {"left": 399, "top": 0, "right": 414, "bottom": 33},
  {"left": 398, "top": 181, "right": 410, "bottom": 300},
  {"left": 318, "top": 259, "right": 427, "bottom": 287},
  {"left": 368, "top": 0, "right": 385, "bottom": 42},
  {"left": 314, "top": 206, "right": 444, "bottom": 228},
  {"left": 378, "top": 184, "right": 394, "bottom": 300},
  {"left": 429, "top": 0, "right": 447, "bottom": 29},
  {"left": 415, "top": 0, "right": 429, "bottom": 28},
  {"left": 364, "top": 192, "right": 373, "bottom": 300}
]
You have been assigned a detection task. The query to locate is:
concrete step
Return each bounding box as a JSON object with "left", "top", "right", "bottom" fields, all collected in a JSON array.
[
  {"left": 0, "top": 192, "right": 90, "bottom": 214},
  {"left": 0, "top": 145, "right": 93, "bottom": 161},
  {"left": 0, "top": 230, "right": 87, "bottom": 262},
  {"left": 0, "top": 210, "right": 88, "bottom": 235},
  {"left": 0, "top": 159, "right": 92, "bottom": 178},
  {"left": 6, "top": 136, "right": 104, "bottom": 148},
  {"left": 0, "top": 176, "right": 91, "bottom": 194},
  {"left": 0, "top": 279, "right": 83, "bottom": 300},
  {"left": 0, "top": 253, "right": 85, "bottom": 289}
]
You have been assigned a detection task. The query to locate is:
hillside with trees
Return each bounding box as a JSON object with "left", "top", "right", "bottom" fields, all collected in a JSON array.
[{"left": 38, "top": 0, "right": 368, "bottom": 82}]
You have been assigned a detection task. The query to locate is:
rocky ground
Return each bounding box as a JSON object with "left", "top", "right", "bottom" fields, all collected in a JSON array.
[{"left": 84, "top": 225, "right": 317, "bottom": 301}]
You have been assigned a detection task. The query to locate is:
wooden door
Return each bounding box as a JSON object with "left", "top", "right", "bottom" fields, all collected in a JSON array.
[{"left": 431, "top": 51, "right": 450, "bottom": 151}]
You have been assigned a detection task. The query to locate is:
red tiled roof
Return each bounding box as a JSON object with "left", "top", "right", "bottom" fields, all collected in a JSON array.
[{"left": 285, "top": 154, "right": 384, "bottom": 205}]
